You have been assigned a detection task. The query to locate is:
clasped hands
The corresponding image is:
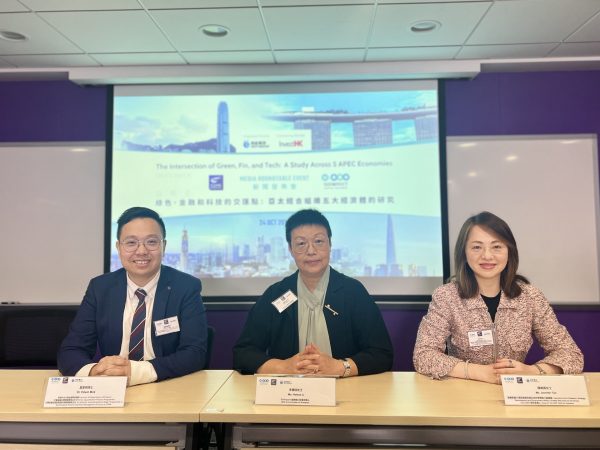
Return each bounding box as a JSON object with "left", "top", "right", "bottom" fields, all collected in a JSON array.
[
  {"left": 480, "top": 358, "right": 548, "bottom": 384},
  {"left": 90, "top": 355, "right": 131, "bottom": 378},
  {"left": 287, "top": 343, "right": 344, "bottom": 375},
  {"left": 277, "top": 343, "right": 344, "bottom": 376}
]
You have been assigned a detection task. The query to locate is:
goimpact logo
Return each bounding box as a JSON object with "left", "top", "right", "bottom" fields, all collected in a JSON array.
[
  {"left": 321, "top": 173, "right": 350, "bottom": 182},
  {"left": 209, "top": 175, "right": 223, "bottom": 190}
]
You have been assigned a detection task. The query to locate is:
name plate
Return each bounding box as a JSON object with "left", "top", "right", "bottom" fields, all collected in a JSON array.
[
  {"left": 501, "top": 374, "right": 590, "bottom": 406},
  {"left": 255, "top": 375, "right": 336, "bottom": 406},
  {"left": 44, "top": 376, "right": 127, "bottom": 408}
]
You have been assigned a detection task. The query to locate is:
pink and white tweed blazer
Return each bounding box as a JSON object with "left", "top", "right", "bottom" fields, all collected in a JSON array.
[{"left": 413, "top": 282, "right": 584, "bottom": 379}]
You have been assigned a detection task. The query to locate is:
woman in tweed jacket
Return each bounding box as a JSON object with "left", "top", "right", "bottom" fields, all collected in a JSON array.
[{"left": 413, "top": 211, "right": 583, "bottom": 383}]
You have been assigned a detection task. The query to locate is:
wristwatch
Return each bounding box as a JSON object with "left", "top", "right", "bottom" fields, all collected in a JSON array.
[{"left": 341, "top": 358, "right": 351, "bottom": 378}]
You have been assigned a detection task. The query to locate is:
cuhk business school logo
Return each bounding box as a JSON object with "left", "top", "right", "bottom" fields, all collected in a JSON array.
[{"left": 209, "top": 175, "right": 223, "bottom": 190}]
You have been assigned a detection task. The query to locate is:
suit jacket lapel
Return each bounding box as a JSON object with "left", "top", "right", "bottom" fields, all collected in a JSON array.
[
  {"left": 151, "top": 266, "right": 172, "bottom": 356},
  {"left": 282, "top": 272, "right": 300, "bottom": 352},
  {"left": 108, "top": 270, "right": 127, "bottom": 353},
  {"left": 323, "top": 268, "right": 345, "bottom": 353}
]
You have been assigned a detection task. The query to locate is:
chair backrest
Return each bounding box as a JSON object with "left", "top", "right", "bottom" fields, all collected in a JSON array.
[
  {"left": 203, "top": 325, "right": 215, "bottom": 370},
  {"left": 0, "top": 305, "right": 78, "bottom": 368}
]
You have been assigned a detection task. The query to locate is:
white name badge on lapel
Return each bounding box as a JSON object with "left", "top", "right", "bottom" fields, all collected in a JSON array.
[
  {"left": 44, "top": 376, "right": 127, "bottom": 408},
  {"left": 272, "top": 290, "right": 298, "bottom": 313},
  {"left": 467, "top": 329, "right": 494, "bottom": 347},
  {"left": 501, "top": 374, "right": 590, "bottom": 406},
  {"left": 154, "top": 316, "right": 180, "bottom": 336}
]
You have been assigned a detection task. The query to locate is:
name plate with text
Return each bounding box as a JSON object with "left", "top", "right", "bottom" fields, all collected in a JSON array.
[
  {"left": 501, "top": 374, "right": 590, "bottom": 406},
  {"left": 255, "top": 375, "right": 336, "bottom": 406},
  {"left": 44, "top": 376, "right": 127, "bottom": 408}
]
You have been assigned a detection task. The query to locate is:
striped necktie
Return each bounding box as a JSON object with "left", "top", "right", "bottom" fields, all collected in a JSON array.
[{"left": 128, "top": 288, "right": 147, "bottom": 361}]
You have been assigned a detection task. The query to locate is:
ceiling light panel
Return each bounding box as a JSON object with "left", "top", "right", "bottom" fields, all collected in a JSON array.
[
  {"left": 150, "top": 8, "right": 270, "bottom": 51},
  {"left": 370, "top": 2, "right": 491, "bottom": 47},
  {"left": 0, "top": 12, "right": 81, "bottom": 54}
]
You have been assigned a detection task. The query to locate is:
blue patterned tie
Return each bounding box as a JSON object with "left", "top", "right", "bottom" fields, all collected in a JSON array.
[{"left": 128, "top": 288, "right": 147, "bottom": 361}]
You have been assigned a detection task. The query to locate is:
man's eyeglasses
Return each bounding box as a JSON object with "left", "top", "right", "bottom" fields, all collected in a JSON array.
[
  {"left": 119, "top": 238, "right": 163, "bottom": 253},
  {"left": 291, "top": 237, "right": 329, "bottom": 254}
]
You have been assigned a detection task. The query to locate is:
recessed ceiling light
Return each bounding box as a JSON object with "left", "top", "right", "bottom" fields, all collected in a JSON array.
[
  {"left": 200, "top": 24, "right": 230, "bottom": 38},
  {"left": 0, "top": 30, "right": 28, "bottom": 42},
  {"left": 410, "top": 20, "right": 441, "bottom": 33}
]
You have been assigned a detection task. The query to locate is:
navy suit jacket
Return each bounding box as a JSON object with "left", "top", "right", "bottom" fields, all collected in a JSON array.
[
  {"left": 58, "top": 265, "right": 207, "bottom": 381},
  {"left": 233, "top": 268, "right": 393, "bottom": 375}
]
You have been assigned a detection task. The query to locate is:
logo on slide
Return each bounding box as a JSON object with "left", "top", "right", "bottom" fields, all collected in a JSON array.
[{"left": 209, "top": 175, "right": 223, "bottom": 190}]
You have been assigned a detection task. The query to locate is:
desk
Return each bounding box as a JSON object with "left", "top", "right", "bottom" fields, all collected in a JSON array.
[
  {"left": 201, "top": 371, "right": 600, "bottom": 449},
  {"left": 0, "top": 369, "right": 232, "bottom": 450}
]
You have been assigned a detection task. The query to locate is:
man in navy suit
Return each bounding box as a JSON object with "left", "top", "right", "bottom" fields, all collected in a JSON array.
[{"left": 58, "top": 207, "right": 207, "bottom": 385}]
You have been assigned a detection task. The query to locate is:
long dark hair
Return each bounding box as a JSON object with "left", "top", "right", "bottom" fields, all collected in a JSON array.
[{"left": 453, "top": 211, "right": 528, "bottom": 299}]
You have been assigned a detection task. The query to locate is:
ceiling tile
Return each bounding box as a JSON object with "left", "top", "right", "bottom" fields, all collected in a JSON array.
[
  {"left": 1, "top": 53, "right": 99, "bottom": 67},
  {"left": 19, "top": 0, "right": 142, "bottom": 11},
  {"left": 0, "top": 12, "right": 82, "bottom": 54},
  {"left": 144, "top": 0, "right": 256, "bottom": 7},
  {"left": 0, "top": 1, "right": 29, "bottom": 12},
  {"left": 370, "top": 2, "right": 491, "bottom": 47},
  {"left": 263, "top": 5, "right": 373, "bottom": 49},
  {"left": 92, "top": 52, "right": 187, "bottom": 66},
  {"left": 550, "top": 42, "right": 600, "bottom": 57},
  {"left": 260, "top": 0, "right": 370, "bottom": 5},
  {"left": 275, "top": 48, "right": 364, "bottom": 63},
  {"left": 377, "top": 0, "right": 486, "bottom": 2},
  {"left": 457, "top": 43, "right": 556, "bottom": 59},
  {"left": 183, "top": 50, "right": 274, "bottom": 64},
  {"left": 566, "top": 11, "right": 600, "bottom": 42},
  {"left": 150, "top": 8, "right": 270, "bottom": 51},
  {"left": 467, "top": 0, "right": 600, "bottom": 45},
  {"left": 39, "top": 10, "right": 174, "bottom": 53},
  {"left": 366, "top": 46, "right": 460, "bottom": 61}
]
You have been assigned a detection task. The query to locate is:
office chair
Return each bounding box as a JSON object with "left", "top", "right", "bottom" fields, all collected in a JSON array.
[
  {"left": 203, "top": 325, "right": 215, "bottom": 370},
  {"left": 198, "top": 325, "right": 221, "bottom": 450},
  {"left": 0, "top": 305, "right": 77, "bottom": 368}
]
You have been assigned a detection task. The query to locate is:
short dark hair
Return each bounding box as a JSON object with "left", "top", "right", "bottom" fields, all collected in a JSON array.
[
  {"left": 453, "top": 211, "right": 528, "bottom": 299},
  {"left": 285, "top": 209, "right": 332, "bottom": 244},
  {"left": 116, "top": 207, "right": 166, "bottom": 240}
]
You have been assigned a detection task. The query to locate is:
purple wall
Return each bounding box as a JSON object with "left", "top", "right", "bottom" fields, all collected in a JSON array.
[
  {"left": 0, "top": 80, "right": 107, "bottom": 142},
  {"left": 2, "top": 73, "right": 599, "bottom": 372}
]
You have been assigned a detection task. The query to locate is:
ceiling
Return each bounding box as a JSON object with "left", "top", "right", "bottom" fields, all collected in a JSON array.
[{"left": 1, "top": 0, "right": 600, "bottom": 84}]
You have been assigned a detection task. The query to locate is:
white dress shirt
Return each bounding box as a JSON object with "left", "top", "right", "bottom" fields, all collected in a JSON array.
[{"left": 76, "top": 271, "right": 160, "bottom": 386}]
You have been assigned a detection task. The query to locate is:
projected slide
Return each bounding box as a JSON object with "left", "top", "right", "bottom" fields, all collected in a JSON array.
[{"left": 111, "top": 82, "right": 443, "bottom": 297}]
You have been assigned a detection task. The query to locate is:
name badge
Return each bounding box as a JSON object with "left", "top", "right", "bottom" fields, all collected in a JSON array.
[
  {"left": 272, "top": 290, "right": 298, "bottom": 313},
  {"left": 501, "top": 374, "right": 590, "bottom": 406},
  {"left": 467, "top": 329, "right": 494, "bottom": 347},
  {"left": 44, "top": 376, "right": 127, "bottom": 408},
  {"left": 154, "top": 316, "right": 180, "bottom": 336},
  {"left": 255, "top": 375, "right": 336, "bottom": 406}
]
